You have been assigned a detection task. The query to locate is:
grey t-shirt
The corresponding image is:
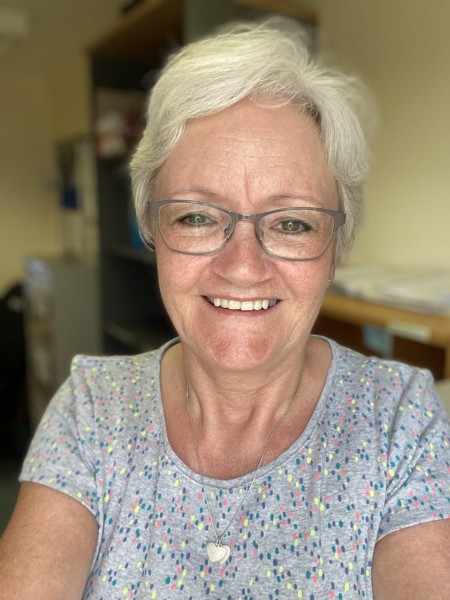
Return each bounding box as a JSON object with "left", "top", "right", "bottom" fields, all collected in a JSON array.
[{"left": 21, "top": 338, "right": 450, "bottom": 599}]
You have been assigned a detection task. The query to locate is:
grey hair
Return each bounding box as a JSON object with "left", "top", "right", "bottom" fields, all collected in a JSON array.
[{"left": 130, "top": 17, "right": 370, "bottom": 264}]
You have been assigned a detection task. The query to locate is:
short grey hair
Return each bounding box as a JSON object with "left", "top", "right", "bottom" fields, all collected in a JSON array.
[{"left": 130, "top": 18, "right": 370, "bottom": 264}]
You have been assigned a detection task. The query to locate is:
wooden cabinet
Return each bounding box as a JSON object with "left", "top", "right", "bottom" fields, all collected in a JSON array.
[{"left": 314, "top": 293, "right": 450, "bottom": 380}]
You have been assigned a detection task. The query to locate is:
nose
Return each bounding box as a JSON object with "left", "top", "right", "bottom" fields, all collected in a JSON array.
[{"left": 212, "top": 219, "right": 272, "bottom": 285}]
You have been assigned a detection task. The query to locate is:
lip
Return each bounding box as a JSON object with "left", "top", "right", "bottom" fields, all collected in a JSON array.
[{"left": 205, "top": 296, "right": 279, "bottom": 312}]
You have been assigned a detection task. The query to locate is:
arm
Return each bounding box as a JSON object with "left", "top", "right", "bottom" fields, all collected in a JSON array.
[
  {"left": 0, "top": 482, "right": 98, "bottom": 600},
  {"left": 372, "top": 519, "right": 450, "bottom": 599}
]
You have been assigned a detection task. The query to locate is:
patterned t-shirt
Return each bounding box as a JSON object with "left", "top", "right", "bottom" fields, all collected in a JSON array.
[{"left": 20, "top": 338, "right": 450, "bottom": 599}]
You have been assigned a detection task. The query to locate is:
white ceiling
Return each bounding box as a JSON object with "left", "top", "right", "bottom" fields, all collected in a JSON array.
[{"left": 0, "top": 0, "right": 124, "bottom": 72}]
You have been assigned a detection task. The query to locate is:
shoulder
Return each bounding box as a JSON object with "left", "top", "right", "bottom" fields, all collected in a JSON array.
[
  {"left": 33, "top": 339, "right": 179, "bottom": 445},
  {"left": 329, "top": 338, "right": 438, "bottom": 401},
  {"left": 325, "top": 338, "right": 448, "bottom": 442},
  {"left": 68, "top": 338, "right": 178, "bottom": 396},
  {"left": 60, "top": 340, "right": 179, "bottom": 424},
  {"left": 70, "top": 346, "right": 163, "bottom": 380}
]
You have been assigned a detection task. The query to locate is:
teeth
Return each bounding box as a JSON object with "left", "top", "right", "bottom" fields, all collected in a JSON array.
[
  {"left": 207, "top": 297, "right": 277, "bottom": 311},
  {"left": 241, "top": 301, "right": 254, "bottom": 311}
]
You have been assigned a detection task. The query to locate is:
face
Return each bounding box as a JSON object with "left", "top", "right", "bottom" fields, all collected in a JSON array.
[{"left": 154, "top": 100, "right": 339, "bottom": 372}]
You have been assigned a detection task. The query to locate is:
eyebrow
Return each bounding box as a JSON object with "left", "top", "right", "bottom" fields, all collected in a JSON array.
[
  {"left": 263, "top": 194, "right": 328, "bottom": 208},
  {"left": 165, "top": 190, "right": 326, "bottom": 204},
  {"left": 165, "top": 187, "right": 222, "bottom": 200},
  {"left": 161, "top": 189, "right": 331, "bottom": 215}
]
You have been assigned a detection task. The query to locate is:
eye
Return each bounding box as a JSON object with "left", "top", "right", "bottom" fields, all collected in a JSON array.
[
  {"left": 277, "top": 218, "right": 312, "bottom": 234},
  {"left": 178, "top": 212, "right": 212, "bottom": 226}
]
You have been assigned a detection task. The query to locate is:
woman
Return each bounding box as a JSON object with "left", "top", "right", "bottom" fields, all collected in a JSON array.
[{"left": 1, "top": 19, "right": 449, "bottom": 600}]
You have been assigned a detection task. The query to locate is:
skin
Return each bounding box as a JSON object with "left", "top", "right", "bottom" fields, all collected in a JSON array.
[
  {"left": 1, "top": 99, "right": 449, "bottom": 599},
  {"left": 156, "top": 100, "right": 339, "bottom": 481},
  {"left": 0, "top": 483, "right": 98, "bottom": 599},
  {"left": 156, "top": 100, "right": 338, "bottom": 376}
]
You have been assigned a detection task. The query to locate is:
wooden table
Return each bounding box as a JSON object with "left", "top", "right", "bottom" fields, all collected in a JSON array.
[{"left": 315, "top": 292, "right": 450, "bottom": 380}]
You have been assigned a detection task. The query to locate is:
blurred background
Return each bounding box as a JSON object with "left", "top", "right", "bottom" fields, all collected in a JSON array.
[{"left": 0, "top": 0, "right": 449, "bottom": 534}]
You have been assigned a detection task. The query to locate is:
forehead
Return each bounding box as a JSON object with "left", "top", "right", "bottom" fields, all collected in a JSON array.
[{"left": 156, "top": 100, "right": 338, "bottom": 208}]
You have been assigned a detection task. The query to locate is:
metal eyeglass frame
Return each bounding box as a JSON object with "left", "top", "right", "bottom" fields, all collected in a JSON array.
[{"left": 145, "top": 199, "right": 346, "bottom": 261}]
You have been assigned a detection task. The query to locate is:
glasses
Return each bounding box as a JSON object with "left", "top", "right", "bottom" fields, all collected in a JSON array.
[{"left": 146, "top": 200, "right": 346, "bottom": 261}]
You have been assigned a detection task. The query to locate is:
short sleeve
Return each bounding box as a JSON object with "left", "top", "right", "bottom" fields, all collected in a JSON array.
[
  {"left": 378, "top": 368, "right": 450, "bottom": 539},
  {"left": 20, "top": 355, "right": 101, "bottom": 523}
]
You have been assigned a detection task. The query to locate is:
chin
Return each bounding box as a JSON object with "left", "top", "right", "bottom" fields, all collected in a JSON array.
[{"left": 187, "top": 328, "right": 287, "bottom": 372}]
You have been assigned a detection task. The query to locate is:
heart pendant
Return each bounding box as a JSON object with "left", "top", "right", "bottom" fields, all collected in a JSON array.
[{"left": 206, "top": 541, "right": 231, "bottom": 565}]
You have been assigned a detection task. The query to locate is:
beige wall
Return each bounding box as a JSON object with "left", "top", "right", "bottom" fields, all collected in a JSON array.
[
  {"left": 1, "top": 0, "right": 449, "bottom": 294},
  {"left": 0, "top": 70, "right": 60, "bottom": 292},
  {"left": 47, "top": 56, "right": 91, "bottom": 142},
  {"left": 319, "top": 0, "right": 450, "bottom": 268},
  {"left": 0, "top": 58, "right": 92, "bottom": 294}
]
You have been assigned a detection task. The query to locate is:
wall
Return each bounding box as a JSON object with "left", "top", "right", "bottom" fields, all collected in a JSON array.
[
  {"left": 157, "top": 0, "right": 450, "bottom": 270},
  {"left": 0, "top": 70, "right": 60, "bottom": 292},
  {"left": 1, "top": 0, "right": 449, "bottom": 294},
  {"left": 0, "top": 57, "right": 92, "bottom": 294},
  {"left": 318, "top": 0, "right": 450, "bottom": 268},
  {"left": 46, "top": 56, "right": 91, "bottom": 142}
]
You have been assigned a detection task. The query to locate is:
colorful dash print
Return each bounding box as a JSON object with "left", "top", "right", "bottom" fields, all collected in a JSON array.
[{"left": 20, "top": 338, "right": 450, "bottom": 599}]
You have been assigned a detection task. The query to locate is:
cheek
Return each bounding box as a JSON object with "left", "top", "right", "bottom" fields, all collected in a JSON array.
[
  {"left": 156, "top": 258, "right": 190, "bottom": 334},
  {"left": 281, "top": 258, "right": 332, "bottom": 291},
  {"left": 155, "top": 248, "right": 205, "bottom": 305},
  {"left": 156, "top": 253, "right": 185, "bottom": 303}
]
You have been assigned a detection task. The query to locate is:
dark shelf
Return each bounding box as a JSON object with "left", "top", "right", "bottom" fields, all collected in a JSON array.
[
  {"left": 108, "top": 244, "right": 156, "bottom": 265},
  {"left": 105, "top": 320, "right": 173, "bottom": 353}
]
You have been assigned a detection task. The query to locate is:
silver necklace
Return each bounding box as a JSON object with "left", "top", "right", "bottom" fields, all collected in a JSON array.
[{"left": 186, "top": 372, "right": 304, "bottom": 565}]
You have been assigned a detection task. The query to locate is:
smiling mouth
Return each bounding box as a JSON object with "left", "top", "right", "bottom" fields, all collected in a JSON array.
[{"left": 206, "top": 297, "right": 279, "bottom": 311}]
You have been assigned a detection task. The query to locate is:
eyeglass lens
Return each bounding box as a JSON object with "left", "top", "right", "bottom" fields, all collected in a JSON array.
[{"left": 155, "top": 201, "right": 338, "bottom": 260}]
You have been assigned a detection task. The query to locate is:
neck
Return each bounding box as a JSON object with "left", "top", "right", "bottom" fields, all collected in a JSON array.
[
  {"left": 161, "top": 336, "right": 331, "bottom": 479},
  {"left": 179, "top": 337, "right": 311, "bottom": 422}
]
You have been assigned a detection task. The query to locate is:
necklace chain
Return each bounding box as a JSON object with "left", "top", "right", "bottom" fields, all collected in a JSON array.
[{"left": 186, "top": 371, "right": 304, "bottom": 547}]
